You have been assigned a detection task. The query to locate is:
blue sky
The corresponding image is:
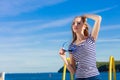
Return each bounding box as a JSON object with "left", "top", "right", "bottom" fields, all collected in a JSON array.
[{"left": 0, "top": 0, "right": 120, "bottom": 73}]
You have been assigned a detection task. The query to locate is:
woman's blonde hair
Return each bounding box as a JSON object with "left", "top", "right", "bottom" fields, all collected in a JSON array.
[{"left": 71, "top": 16, "right": 89, "bottom": 43}]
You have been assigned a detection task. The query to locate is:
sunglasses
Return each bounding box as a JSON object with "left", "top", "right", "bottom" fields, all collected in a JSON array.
[
  {"left": 72, "top": 21, "right": 81, "bottom": 26},
  {"left": 62, "top": 42, "right": 77, "bottom": 53}
]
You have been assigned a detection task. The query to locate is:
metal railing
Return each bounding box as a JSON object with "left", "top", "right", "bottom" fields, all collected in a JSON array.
[
  {"left": 62, "top": 56, "right": 117, "bottom": 80},
  {"left": 109, "top": 56, "right": 116, "bottom": 80}
]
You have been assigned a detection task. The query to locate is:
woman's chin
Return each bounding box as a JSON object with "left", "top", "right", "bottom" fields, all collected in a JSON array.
[{"left": 74, "top": 30, "right": 79, "bottom": 33}]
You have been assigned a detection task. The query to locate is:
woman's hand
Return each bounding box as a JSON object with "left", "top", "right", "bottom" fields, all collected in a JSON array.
[{"left": 59, "top": 48, "right": 67, "bottom": 59}]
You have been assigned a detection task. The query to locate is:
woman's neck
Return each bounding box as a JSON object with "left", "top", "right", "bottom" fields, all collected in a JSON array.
[
  {"left": 74, "top": 34, "right": 86, "bottom": 45},
  {"left": 76, "top": 33, "right": 85, "bottom": 41}
]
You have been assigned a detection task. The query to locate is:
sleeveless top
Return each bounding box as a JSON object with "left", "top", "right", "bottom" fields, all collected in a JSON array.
[{"left": 69, "top": 35, "right": 99, "bottom": 78}]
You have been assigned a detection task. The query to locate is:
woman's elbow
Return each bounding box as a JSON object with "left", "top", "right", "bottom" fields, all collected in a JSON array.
[{"left": 98, "top": 16, "right": 102, "bottom": 21}]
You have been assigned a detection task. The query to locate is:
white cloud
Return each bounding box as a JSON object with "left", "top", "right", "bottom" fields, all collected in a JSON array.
[
  {"left": 73, "top": 5, "right": 119, "bottom": 17},
  {"left": 0, "top": 5, "right": 118, "bottom": 34},
  {"left": 98, "top": 38, "right": 120, "bottom": 42},
  {"left": 88, "top": 5, "right": 118, "bottom": 14},
  {"left": 101, "top": 24, "right": 120, "bottom": 31},
  {"left": 0, "top": 0, "right": 67, "bottom": 17},
  {"left": 0, "top": 19, "right": 119, "bottom": 59},
  {"left": 0, "top": 17, "right": 72, "bottom": 34},
  {"left": 15, "top": 17, "right": 72, "bottom": 33},
  {"left": 0, "top": 26, "right": 71, "bottom": 50}
]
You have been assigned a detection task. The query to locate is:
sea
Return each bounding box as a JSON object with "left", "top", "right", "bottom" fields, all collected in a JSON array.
[{"left": 5, "top": 72, "right": 120, "bottom": 80}]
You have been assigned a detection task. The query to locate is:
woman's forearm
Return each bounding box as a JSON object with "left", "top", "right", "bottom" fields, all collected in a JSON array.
[
  {"left": 83, "top": 14, "right": 102, "bottom": 21},
  {"left": 66, "top": 64, "right": 75, "bottom": 75},
  {"left": 59, "top": 49, "right": 75, "bottom": 74},
  {"left": 62, "top": 58, "right": 75, "bottom": 75}
]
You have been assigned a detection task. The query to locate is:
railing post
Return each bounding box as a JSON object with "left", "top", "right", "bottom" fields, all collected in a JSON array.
[
  {"left": 109, "top": 56, "right": 116, "bottom": 80},
  {"left": 62, "top": 63, "right": 67, "bottom": 80},
  {"left": 62, "top": 58, "right": 74, "bottom": 80}
]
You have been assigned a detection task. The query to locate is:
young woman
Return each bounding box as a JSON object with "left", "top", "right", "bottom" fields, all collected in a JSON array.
[{"left": 59, "top": 14, "right": 102, "bottom": 80}]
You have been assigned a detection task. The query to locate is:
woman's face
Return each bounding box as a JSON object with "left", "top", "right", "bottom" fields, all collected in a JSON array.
[{"left": 72, "top": 17, "right": 85, "bottom": 33}]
